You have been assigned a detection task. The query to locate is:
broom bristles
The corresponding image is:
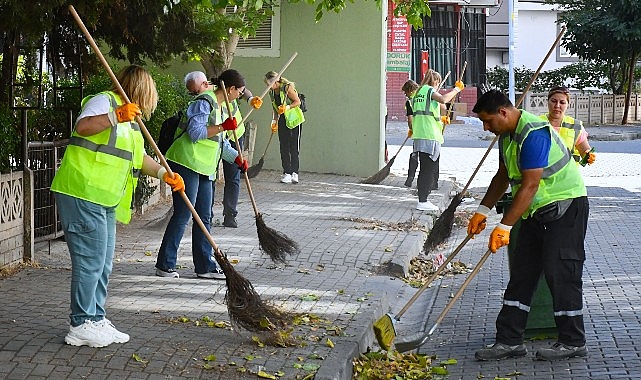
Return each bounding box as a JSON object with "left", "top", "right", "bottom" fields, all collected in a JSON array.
[
  {"left": 256, "top": 213, "right": 300, "bottom": 264},
  {"left": 373, "top": 313, "right": 396, "bottom": 350},
  {"left": 360, "top": 157, "right": 395, "bottom": 185},
  {"left": 217, "top": 249, "right": 291, "bottom": 332},
  {"left": 423, "top": 193, "right": 463, "bottom": 253},
  {"left": 209, "top": 248, "right": 290, "bottom": 332},
  {"left": 246, "top": 156, "right": 265, "bottom": 179}
]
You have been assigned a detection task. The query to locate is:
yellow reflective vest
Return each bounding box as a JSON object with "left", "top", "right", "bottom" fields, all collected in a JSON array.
[
  {"left": 540, "top": 113, "right": 583, "bottom": 162},
  {"left": 500, "top": 110, "right": 587, "bottom": 219},
  {"left": 166, "top": 90, "right": 223, "bottom": 176},
  {"left": 51, "top": 91, "right": 144, "bottom": 224},
  {"left": 410, "top": 85, "right": 443, "bottom": 143}
]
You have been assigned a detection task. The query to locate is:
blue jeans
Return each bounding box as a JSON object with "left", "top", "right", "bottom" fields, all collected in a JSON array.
[
  {"left": 222, "top": 136, "right": 243, "bottom": 217},
  {"left": 55, "top": 193, "right": 115, "bottom": 327},
  {"left": 156, "top": 161, "right": 219, "bottom": 274}
]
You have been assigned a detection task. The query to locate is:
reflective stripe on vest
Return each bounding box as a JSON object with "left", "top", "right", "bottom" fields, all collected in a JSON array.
[
  {"left": 499, "top": 110, "right": 586, "bottom": 218},
  {"left": 50, "top": 91, "right": 144, "bottom": 224},
  {"left": 165, "top": 89, "right": 222, "bottom": 175},
  {"left": 540, "top": 114, "right": 583, "bottom": 162},
  {"left": 411, "top": 85, "right": 444, "bottom": 143},
  {"left": 225, "top": 99, "right": 245, "bottom": 140}
]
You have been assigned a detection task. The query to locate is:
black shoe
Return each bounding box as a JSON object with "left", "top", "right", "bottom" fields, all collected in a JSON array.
[
  {"left": 404, "top": 177, "right": 414, "bottom": 187},
  {"left": 475, "top": 343, "right": 527, "bottom": 361},
  {"left": 223, "top": 214, "right": 237, "bottom": 228},
  {"left": 535, "top": 342, "right": 587, "bottom": 361}
]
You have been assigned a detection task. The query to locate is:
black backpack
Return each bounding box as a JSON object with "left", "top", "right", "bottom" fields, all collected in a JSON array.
[
  {"left": 157, "top": 94, "right": 214, "bottom": 155},
  {"left": 298, "top": 93, "right": 307, "bottom": 112}
]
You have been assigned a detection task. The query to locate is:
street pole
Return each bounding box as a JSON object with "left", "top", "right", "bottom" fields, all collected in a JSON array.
[{"left": 508, "top": 0, "right": 517, "bottom": 103}]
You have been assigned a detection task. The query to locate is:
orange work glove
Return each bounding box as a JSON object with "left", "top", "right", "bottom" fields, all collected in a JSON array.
[
  {"left": 277, "top": 104, "right": 290, "bottom": 115},
  {"left": 441, "top": 115, "right": 451, "bottom": 125},
  {"left": 488, "top": 223, "right": 511, "bottom": 253},
  {"left": 110, "top": 103, "right": 141, "bottom": 124},
  {"left": 249, "top": 96, "right": 263, "bottom": 110},
  {"left": 454, "top": 81, "right": 464, "bottom": 92},
  {"left": 467, "top": 205, "right": 490, "bottom": 236},
  {"left": 407, "top": 129, "right": 413, "bottom": 138},
  {"left": 221, "top": 117, "right": 238, "bottom": 131},
  {"left": 271, "top": 120, "right": 278, "bottom": 133},
  {"left": 158, "top": 169, "right": 185, "bottom": 193},
  {"left": 586, "top": 151, "right": 596, "bottom": 165}
]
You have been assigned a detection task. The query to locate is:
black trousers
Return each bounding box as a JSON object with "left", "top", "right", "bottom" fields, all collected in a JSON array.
[
  {"left": 495, "top": 196, "right": 589, "bottom": 347},
  {"left": 278, "top": 117, "right": 301, "bottom": 175},
  {"left": 416, "top": 152, "right": 439, "bottom": 202}
]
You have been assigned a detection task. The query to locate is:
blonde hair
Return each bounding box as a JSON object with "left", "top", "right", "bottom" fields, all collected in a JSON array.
[
  {"left": 113, "top": 65, "right": 158, "bottom": 120},
  {"left": 265, "top": 71, "right": 295, "bottom": 88},
  {"left": 423, "top": 69, "right": 442, "bottom": 87}
]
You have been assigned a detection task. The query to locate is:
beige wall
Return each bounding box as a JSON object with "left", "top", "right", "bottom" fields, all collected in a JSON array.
[{"left": 172, "top": 2, "right": 387, "bottom": 176}]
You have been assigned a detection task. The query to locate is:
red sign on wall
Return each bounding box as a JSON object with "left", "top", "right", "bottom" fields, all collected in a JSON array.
[{"left": 386, "top": 4, "right": 411, "bottom": 72}]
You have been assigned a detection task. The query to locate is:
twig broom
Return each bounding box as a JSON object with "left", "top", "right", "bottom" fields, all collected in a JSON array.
[
  {"left": 423, "top": 27, "right": 567, "bottom": 254},
  {"left": 68, "top": 5, "right": 289, "bottom": 332},
  {"left": 221, "top": 81, "right": 299, "bottom": 264}
]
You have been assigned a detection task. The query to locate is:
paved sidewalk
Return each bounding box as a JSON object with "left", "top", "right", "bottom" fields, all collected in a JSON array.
[
  {"left": 1, "top": 122, "right": 639, "bottom": 379},
  {"left": 0, "top": 168, "right": 456, "bottom": 380}
]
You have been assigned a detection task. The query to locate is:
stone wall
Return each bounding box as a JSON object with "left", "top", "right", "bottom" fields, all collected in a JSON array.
[
  {"left": 524, "top": 93, "right": 641, "bottom": 125},
  {"left": 0, "top": 172, "right": 24, "bottom": 268}
]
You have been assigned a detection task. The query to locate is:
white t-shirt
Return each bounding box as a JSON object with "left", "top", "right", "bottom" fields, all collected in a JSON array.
[{"left": 77, "top": 93, "right": 111, "bottom": 122}]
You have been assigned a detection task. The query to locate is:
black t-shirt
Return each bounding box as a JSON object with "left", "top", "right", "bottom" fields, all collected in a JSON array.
[{"left": 405, "top": 99, "right": 413, "bottom": 117}]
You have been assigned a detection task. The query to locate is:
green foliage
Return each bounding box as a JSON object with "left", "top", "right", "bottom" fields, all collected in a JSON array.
[
  {"left": 486, "top": 61, "right": 612, "bottom": 94},
  {"left": 547, "top": 0, "right": 641, "bottom": 96},
  {"left": 0, "top": 108, "right": 20, "bottom": 173}
]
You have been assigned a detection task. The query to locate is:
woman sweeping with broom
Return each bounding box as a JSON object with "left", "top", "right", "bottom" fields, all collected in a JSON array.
[
  {"left": 155, "top": 69, "right": 248, "bottom": 279},
  {"left": 410, "top": 69, "right": 464, "bottom": 211}
]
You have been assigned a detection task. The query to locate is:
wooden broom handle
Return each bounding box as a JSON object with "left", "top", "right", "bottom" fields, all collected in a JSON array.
[
  {"left": 395, "top": 234, "right": 473, "bottom": 319},
  {"left": 444, "top": 61, "right": 467, "bottom": 122},
  {"left": 68, "top": 5, "right": 224, "bottom": 255},
  {"left": 429, "top": 249, "right": 493, "bottom": 333},
  {"left": 220, "top": 81, "right": 261, "bottom": 216},
  {"left": 242, "top": 52, "right": 298, "bottom": 122},
  {"left": 458, "top": 26, "right": 567, "bottom": 197}
]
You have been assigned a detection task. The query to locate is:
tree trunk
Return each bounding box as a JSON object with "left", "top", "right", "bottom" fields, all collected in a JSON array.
[
  {"left": 200, "top": 35, "right": 240, "bottom": 81},
  {"left": 622, "top": 53, "right": 638, "bottom": 125},
  {"left": 0, "top": 31, "right": 18, "bottom": 108}
]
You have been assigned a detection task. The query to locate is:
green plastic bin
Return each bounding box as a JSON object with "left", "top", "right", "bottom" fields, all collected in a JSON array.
[{"left": 496, "top": 193, "right": 558, "bottom": 339}]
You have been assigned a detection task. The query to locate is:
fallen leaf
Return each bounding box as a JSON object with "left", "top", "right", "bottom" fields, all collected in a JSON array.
[{"left": 257, "top": 370, "right": 277, "bottom": 379}]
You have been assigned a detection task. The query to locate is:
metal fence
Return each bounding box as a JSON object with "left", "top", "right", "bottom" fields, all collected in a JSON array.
[{"left": 27, "top": 140, "right": 68, "bottom": 242}]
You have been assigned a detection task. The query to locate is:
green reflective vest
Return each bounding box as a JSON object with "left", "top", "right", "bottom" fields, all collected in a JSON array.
[
  {"left": 500, "top": 110, "right": 587, "bottom": 219},
  {"left": 410, "top": 85, "right": 443, "bottom": 143},
  {"left": 225, "top": 99, "right": 245, "bottom": 142},
  {"left": 540, "top": 113, "right": 583, "bottom": 162},
  {"left": 166, "top": 90, "right": 222, "bottom": 176},
  {"left": 51, "top": 91, "right": 144, "bottom": 224},
  {"left": 269, "top": 83, "right": 305, "bottom": 128}
]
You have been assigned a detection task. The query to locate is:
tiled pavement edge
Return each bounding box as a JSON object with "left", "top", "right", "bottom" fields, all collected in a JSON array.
[{"left": 0, "top": 170, "right": 456, "bottom": 380}]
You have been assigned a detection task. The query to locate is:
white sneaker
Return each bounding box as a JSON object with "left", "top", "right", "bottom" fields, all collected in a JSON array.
[
  {"left": 291, "top": 173, "right": 299, "bottom": 184},
  {"left": 416, "top": 201, "right": 439, "bottom": 211},
  {"left": 65, "top": 320, "right": 114, "bottom": 348},
  {"left": 280, "top": 173, "right": 292, "bottom": 184},
  {"left": 196, "top": 268, "right": 226, "bottom": 280},
  {"left": 95, "top": 318, "right": 130, "bottom": 343}
]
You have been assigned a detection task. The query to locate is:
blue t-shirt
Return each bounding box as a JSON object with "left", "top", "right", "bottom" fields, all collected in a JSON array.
[{"left": 520, "top": 128, "right": 551, "bottom": 170}]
